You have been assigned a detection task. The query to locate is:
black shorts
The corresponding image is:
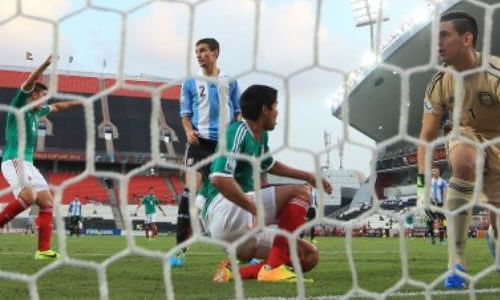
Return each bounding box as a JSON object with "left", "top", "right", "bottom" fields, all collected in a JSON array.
[
  {"left": 70, "top": 216, "right": 82, "bottom": 227},
  {"left": 307, "top": 206, "right": 317, "bottom": 221},
  {"left": 184, "top": 137, "right": 217, "bottom": 179}
]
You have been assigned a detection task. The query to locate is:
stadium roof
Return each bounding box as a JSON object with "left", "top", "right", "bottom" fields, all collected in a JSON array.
[
  {"left": 333, "top": 0, "right": 500, "bottom": 143},
  {"left": 0, "top": 65, "right": 180, "bottom": 100}
]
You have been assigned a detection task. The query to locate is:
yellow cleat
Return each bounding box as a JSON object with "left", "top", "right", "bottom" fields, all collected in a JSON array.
[
  {"left": 257, "top": 264, "right": 314, "bottom": 283},
  {"left": 34, "top": 249, "right": 60, "bottom": 260},
  {"left": 212, "top": 259, "right": 232, "bottom": 283}
]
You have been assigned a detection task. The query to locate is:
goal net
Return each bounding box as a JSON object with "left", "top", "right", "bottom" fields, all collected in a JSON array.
[{"left": 0, "top": 0, "right": 499, "bottom": 299}]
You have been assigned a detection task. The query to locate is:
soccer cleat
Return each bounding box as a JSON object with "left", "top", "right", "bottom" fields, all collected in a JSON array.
[
  {"left": 34, "top": 249, "right": 60, "bottom": 260},
  {"left": 169, "top": 252, "right": 185, "bottom": 268},
  {"left": 487, "top": 225, "right": 496, "bottom": 258},
  {"left": 444, "top": 264, "right": 467, "bottom": 289},
  {"left": 258, "top": 264, "right": 299, "bottom": 282},
  {"left": 212, "top": 259, "right": 232, "bottom": 283}
]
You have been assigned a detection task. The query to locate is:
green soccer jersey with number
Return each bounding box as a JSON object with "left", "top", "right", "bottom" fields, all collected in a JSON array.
[
  {"left": 201, "top": 121, "right": 275, "bottom": 219},
  {"left": 142, "top": 194, "right": 159, "bottom": 215},
  {"left": 3, "top": 89, "right": 51, "bottom": 163}
]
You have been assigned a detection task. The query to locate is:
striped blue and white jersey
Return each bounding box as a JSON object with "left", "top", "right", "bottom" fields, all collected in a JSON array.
[
  {"left": 68, "top": 200, "right": 82, "bottom": 217},
  {"left": 180, "top": 72, "right": 241, "bottom": 141}
]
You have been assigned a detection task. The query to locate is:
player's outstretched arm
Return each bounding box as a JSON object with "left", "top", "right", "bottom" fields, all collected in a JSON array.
[
  {"left": 417, "top": 112, "right": 441, "bottom": 174},
  {"left": 22, "top": 56, "right": 52, "bottom": 92},
  {"left": 157, "top": 203, "right": 166, "bottom": 216},
  {"left": 416, "top": 112, "right": 441, "bottom": 212},
  {"left": 50, "top": 100, "right": 81, "bottom": 112},
  {"left": 267, "top": 161, "right": 333, "bottom": 194}
]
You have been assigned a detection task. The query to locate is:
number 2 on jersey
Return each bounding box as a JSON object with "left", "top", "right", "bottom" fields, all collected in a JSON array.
[{"left": 199, "top": 85, "right": 206, "bottom": 98}]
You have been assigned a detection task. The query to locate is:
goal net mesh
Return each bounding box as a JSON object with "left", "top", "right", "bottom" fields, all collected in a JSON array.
[{"left": 0, "top": 0, "right": 499, "bottom": 299}]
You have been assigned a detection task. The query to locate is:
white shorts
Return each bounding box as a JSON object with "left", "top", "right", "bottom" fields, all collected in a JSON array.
[
  {"left": 195, "top": 194, "right": 206, "bottom": 210},
  {"left": 144, "top": 213, "right": 157, "bottom": 224},
  {"left": 205, "top": 186, "right": 277, "bottom": 255},
  {"left": 1, "top": 159, "right": 49, "bottom": 198}
]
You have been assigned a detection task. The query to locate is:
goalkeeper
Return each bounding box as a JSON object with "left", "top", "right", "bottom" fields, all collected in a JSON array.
[{"left": 417, "top": 12, "right": 500, "bottom": 289}]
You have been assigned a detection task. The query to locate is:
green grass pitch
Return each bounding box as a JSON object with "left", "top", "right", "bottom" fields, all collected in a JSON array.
[{"left": 0, "top": 235, "right": 499, "bottom": 299}]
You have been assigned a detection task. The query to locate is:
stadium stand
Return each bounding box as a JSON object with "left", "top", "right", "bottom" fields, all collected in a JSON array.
[
  {"left": 168, "top": 174, "right": 183, "bottom": 195},
  {"left": 127, "top": 175, "right": 174, "bottom": 204},
  {"left": 47, "top": 172, "right": 109, "bottom": 204}
]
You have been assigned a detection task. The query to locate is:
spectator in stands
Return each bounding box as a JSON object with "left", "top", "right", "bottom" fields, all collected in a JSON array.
[
  {"left": 68, "top": 195, "right": 83, "bottom": 237},
  {"left": 173, "top": 38, "right": 241, "bottom": 267},
  {"left": 137, "top": 187, "right": 166, "bottom": 240},
  {"left": 0, "top": 56, "right": 80, "bottom": 259}
]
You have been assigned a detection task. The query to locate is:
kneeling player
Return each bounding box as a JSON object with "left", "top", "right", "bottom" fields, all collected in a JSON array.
[{"left": 199, "top": 85, "right": 332, "bottom": 282}]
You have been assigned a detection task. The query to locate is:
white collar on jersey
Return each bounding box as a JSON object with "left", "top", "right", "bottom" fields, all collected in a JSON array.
[{"left": 197, "top": 69, "right": 226, "bottom": 78}]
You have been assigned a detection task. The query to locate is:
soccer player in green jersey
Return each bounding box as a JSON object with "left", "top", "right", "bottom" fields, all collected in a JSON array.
[
  {"left": 206, "top": 85, "right": 333, "bottom": 282},
  {"left": 0, "top": 55, "right": 80, "bottom": 260},
  {"left": 136, "top": 187, "right": 166, "bottom": 240}
]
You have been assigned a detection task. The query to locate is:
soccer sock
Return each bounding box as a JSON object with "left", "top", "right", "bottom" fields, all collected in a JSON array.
[
  {"left": 265, "top": 196, "right": 310, "bottom": 268},
  {"left": 439, "top": 224, "right": 445, "bottom": 242},
  {"left": 446, "top": 177, "right": 474, "bottom": 266},
  {"left": 0, "top": 197, "right": 30, "bottom": 227},
  {"left": 176, "top": 189, "right": 191, "bottom": 250},
  {"left": 153, "top": 224, "right": 158, "bottom": 237},
  {"left": 490, "top": 205, "right": 500, "bottom": 239},
  {"left": 310, "top": 227, "right": 315, "bottom": 241},
  {"left": 239, "top": 262, "right": 265, "bottom": 279},
  {"left": 38, "top": 205, "right": 53, "bottom": 251}
]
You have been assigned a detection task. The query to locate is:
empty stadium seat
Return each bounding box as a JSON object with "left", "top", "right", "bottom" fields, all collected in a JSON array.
[
  {"left": 168, "top": 175, "right": 184, "bottom": 195},
  {"left": 48, "top": 172, "right": 109, "bottom": 204}
]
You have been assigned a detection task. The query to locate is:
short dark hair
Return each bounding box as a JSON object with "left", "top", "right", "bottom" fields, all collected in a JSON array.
[
  {"left": 33, "top": 82, "right": 48, "bottom": 93},
  {"left": 441, "top": 11, "right": 478, "bottom": 47},
  {"left": 196, "top": 38, "right": 220, "bottom": 56},
  {"left": 240, "top": 85, "right": 277, "bottom": 121},
  {"left": 149, "top": 187, "right": 154, "bottom": 190}
]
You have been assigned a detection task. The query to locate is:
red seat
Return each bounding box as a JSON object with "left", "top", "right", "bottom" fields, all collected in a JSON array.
[
  {"left": 169, "top": 175, "right": 184, "bottom": 195},
  {"left": 48, "top": 172, "right": 109, "bottom": 204}
]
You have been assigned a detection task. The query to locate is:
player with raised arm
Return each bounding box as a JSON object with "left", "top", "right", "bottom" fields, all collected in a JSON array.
[
  {"left": 171, "top": 38, "right": 241, "bottom": 266},
  {"left": 203, "top": 85, "right": 333, "bottom": 282},
  {"left": 416, "top": 12, "right": 500, "bottom": 289},
  {"left": 0, "top": 55, "right": 81, "bottom": 259}
]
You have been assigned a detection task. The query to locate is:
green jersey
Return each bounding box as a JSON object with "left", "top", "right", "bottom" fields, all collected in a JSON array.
[
  {"left": 201, "top": 121, "right": 275, "bottom": 218},
  {"left": 142, "top": 194, "right": 159, "bottom": 215},
  {"left": 3, "top": 89, "right": 51, "bottom": 163}
]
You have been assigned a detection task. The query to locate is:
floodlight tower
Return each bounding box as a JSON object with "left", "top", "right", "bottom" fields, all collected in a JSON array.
[
  {"left": 323, "top": 131, "right": 332, "bottom": 171},
  {"left": 350, "top": 0, "right": 389, "bottom": 52}
]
